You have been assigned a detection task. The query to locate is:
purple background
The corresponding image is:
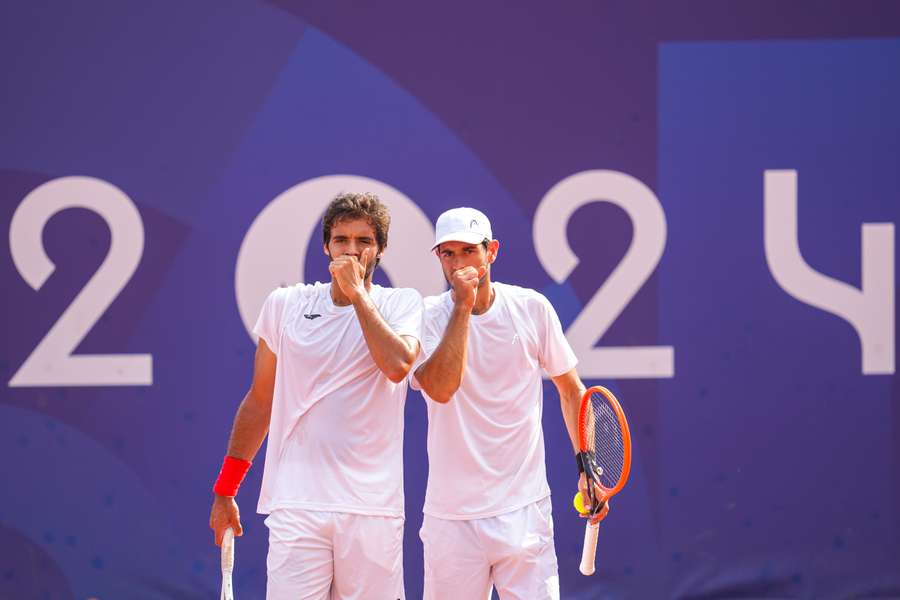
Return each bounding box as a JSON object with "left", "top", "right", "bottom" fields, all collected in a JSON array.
[{"left": 2, "top": 2, "right": 899, "bottom": 598}]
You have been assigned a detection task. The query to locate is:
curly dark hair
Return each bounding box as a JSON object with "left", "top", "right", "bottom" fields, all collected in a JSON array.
[{"left": 322, "top": 192, "right": 391, "bottom": 250}]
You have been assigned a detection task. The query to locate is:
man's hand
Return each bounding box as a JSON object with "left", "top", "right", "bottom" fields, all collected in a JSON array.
[
  {"left": 449, "top": 265, "right": 485, "bottom": 311},
  {"left": 209, "top": 494, "right": 243, "bottom": 546},
  {"left": 578, "top": 472, "right": 611, "bottom": 525},
  {"left": 330, "top": 247, "right": 372, "bottom": 301}
]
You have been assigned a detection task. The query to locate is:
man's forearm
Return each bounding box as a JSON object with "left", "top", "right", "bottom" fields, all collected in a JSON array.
[
  {"left": 552, "top": 369, "right": 585, "bottom": 453},
  {"left": 351, "top": 291, "right": 417, "bottom": 383},
  {"left": 560, "top": 388, "right": 583, "bottom": 453},
  {"left": 225, "top": 390, "right": 272, "bottom": 461},
  {"left": 417, "top": 307, "right": 470, "bottom": 402}
]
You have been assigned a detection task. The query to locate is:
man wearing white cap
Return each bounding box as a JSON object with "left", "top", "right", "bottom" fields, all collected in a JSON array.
[{"left": 412, "top": 207, "right": 608, "bottom": 599}]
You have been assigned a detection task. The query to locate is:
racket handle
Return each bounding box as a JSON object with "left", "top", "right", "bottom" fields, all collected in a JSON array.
[
  {"left": 580, "top": 520, "right": 599, "bottom": 576},
  {"left": 221, "top": 528, "right": 235, "bottom": 600},
  {"left": 220, "top": 574, "right": 234, "bottom": 600},
  {"left": 221, "top": 527, "right": 235, "bottom": 573}
]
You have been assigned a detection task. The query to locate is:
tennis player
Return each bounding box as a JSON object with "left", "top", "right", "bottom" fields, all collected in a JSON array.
[
  {"left": 412, "top": 207, "right": 609, "bottom": 599},
  {"left": 209, "top": 192, "right": 422, "bottom": 599}
]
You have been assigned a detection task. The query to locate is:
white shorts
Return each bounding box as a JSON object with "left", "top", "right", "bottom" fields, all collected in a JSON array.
[
  {"left": 420, "top": 497, "right": 560, "bottom": 600},
  {"left": 264, "top": 508, "right": 405, "bottom": 600}
]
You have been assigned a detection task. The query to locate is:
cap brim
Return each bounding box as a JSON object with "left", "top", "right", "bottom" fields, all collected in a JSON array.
[{"left": 431, "top": 231, "right": 488, "bottom": 251}]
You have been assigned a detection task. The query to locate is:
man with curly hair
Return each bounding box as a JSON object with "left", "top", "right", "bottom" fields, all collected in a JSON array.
[{"left": 210, "top": 192, "right": 422, "bottom": 599}]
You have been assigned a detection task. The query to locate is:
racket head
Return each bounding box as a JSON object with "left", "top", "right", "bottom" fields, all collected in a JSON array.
[{"left": 578, "top": 385, "right": 632, "bottom": 499}]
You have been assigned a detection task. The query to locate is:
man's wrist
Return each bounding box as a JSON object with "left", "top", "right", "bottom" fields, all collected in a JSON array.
[
  {"left": 213, "top": 456, "right": 251, "bottom": 497},
  {"left": 348, "top": 284, "right": 369, "bottom": 305},
  {"left": 451, "top": 301, "right": 474, "bottom": 316}
]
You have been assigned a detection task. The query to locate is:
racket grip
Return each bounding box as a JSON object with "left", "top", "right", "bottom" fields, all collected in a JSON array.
[
  {"left": 579, "top": 520, "right": 599, "bottom": 576},
  {"left": 221, "top": 575, "right": 233, "bottom": 600},
  {"left": 221, "top": 527, "right": 235, "bottom": 573}
]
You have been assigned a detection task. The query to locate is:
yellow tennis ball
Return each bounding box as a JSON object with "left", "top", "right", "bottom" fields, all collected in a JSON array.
[{"left": 573, "top": 491, "right": 589, "bottom": 514}]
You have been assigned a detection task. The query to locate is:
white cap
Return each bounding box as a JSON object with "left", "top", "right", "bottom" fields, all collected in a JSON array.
[{"left": 432, "top": 207, "right": 493, "bottom": 250}]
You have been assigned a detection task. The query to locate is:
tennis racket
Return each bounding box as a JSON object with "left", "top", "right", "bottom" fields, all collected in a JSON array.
[
  {"left": 221, "top": 527, "right": 235, "bottom": 600},
  {"left": 577, "top": 385, "right": 632, "bottom": 576}
]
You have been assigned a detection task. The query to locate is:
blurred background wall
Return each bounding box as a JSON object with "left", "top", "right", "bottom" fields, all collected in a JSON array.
[{"left": 1, "top": 2, "right": 899, "bottom": 598}]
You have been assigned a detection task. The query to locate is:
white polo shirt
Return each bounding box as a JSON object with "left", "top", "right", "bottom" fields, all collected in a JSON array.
[
  {"left": 254, "top": 281, "right": 423, "bottom": 517},
  {"left": 413, "top": 282, "right": 577, "bottom": 519}
]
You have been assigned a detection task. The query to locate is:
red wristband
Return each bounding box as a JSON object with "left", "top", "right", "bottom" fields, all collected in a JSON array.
[{"left": 213, "top": 456, "right": 252, "bottom": 497}]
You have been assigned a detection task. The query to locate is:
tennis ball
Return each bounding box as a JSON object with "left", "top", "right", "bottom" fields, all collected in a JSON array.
[{"left": 573, "top": 491, "right": 589, "bottom": 514}]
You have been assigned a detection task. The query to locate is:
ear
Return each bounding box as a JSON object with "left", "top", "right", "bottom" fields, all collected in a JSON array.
[
  {"left": 323, "top": 244, "right": 330, "bottom": 258},
  {"left": 487, "top": 240, "right": 500, "bottom": 264}
]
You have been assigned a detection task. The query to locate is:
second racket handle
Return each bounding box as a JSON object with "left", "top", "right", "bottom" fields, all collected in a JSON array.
[
  {"left": 580, "top": 520, "right": 599, "bottom": 576},
  {"left": 221, "top": 527, "right": 235, "bottom": 573}
]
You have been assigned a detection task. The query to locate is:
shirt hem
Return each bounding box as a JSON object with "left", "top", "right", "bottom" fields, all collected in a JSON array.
[
  {"left": 258, "top": 501, "right": 404, "bottom": 519},
  {"left": 423, "top": 492, "right": 551, "bottom": 521}
]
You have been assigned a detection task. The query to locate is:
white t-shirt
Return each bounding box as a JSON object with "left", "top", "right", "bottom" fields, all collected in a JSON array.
[
  {"left": 253, "top": 281, "right": 423, "bottom": 517},
  {"left": 412, "top": 281, "right": 577, "bottom": 520}
]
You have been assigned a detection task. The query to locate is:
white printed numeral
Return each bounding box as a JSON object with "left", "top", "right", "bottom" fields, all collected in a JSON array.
[
  {"left": 534, "top": 170, "right": 674, "bottom": 379},
  {"left": 764, "top": 170, "right": 895, "bottom": 374},
  {"left": 8, "top": 177, "right": 152, "bottom": 387},
  {"left": 235, "top": 175, "right": 445, "bottom": 339}
]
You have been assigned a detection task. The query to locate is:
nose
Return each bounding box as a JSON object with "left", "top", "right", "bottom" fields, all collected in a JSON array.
[{"left": 344, "top": 239, "right": 360, "bottom": 256}]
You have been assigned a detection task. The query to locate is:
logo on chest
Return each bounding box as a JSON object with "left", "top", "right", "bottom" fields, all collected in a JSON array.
[{"left": 303, "top": 313, "right": 322, "bottom": 320}]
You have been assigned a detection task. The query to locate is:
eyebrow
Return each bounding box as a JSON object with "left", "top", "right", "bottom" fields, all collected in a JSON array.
[
  {"left": 333, "top": 235, "right": 374, "bottom": 241},
  {"left": 440, "top": 245, "right": 478, "bottom": 254}
]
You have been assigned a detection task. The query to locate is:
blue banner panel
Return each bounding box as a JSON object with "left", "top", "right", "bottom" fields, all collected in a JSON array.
[{"left": 659, "top": 39, "right": 900, "bottom": 598}]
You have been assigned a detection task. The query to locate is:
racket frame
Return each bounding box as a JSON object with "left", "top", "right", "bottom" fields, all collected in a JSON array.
[{"left": 576, "top": 385, "right": 632, "bottom": 576}]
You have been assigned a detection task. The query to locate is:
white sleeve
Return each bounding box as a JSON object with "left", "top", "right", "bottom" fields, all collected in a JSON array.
[
  {"left": 536, "top": 294, "right": 578, "bottom": 377},
  {"left": 252, "top": 287, "right": 292, "bottom": 355},
  {"left": 384, "top": 288, "right": 424, "bottom": 341},
  {"left": 420, "top": 301, "right": 445, "bottom": 358},
  {"left": 410, "top": 298, "right": 445, "bottom": 390}
]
